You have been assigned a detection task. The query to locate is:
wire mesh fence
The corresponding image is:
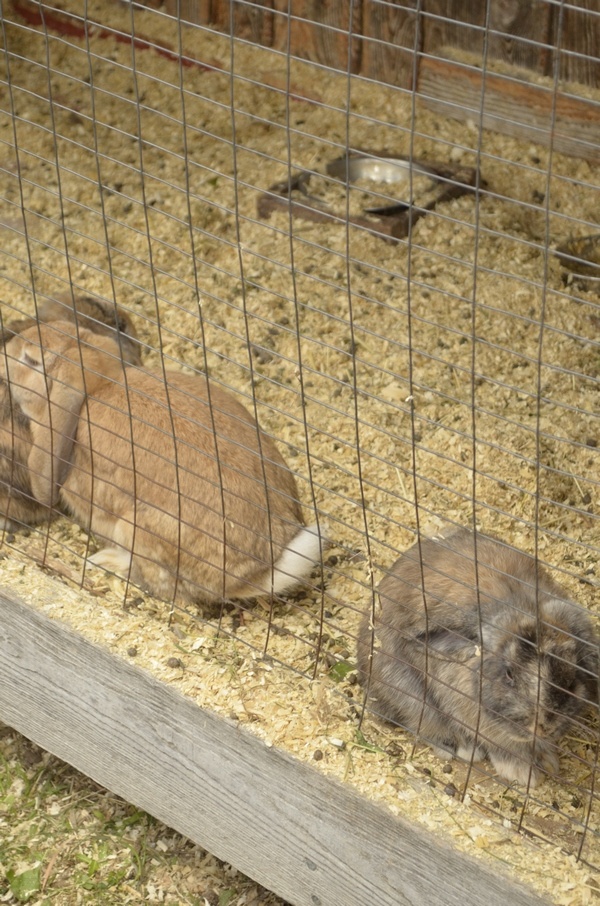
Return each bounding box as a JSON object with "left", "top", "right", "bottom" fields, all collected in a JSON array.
[{"left": 0, "top": 0, "right": 600, "bottom": 893}]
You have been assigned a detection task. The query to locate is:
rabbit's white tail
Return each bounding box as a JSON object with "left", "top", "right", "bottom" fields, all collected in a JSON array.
[{"left": 260, "top": 522, "right": 324, "bottom": 595}]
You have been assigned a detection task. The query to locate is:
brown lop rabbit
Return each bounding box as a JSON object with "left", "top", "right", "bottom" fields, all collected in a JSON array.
[
  {"left": 1, "top": 318, "right": 322, "bottom": 605},
  {"left": 0, "top": 294, "right": 142, "bottom": 530},
  {"left": 357, "top": 528, "right": 598, "bottom": 786}
]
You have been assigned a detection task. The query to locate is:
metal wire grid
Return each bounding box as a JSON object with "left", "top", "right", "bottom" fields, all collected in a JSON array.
[{"left": 0, "top": 0, "right": 599, "bottom": 871}]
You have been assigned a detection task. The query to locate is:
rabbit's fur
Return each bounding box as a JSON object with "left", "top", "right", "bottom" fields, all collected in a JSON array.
[
  {"left": 0, "top": 294, "right": 141, "bottom": 529},
  {"left": 1, "top": 318, "right": 321, "bottom": 605},
  {"left": 357, "top": 528, "right": 598, "bottom": 786}
]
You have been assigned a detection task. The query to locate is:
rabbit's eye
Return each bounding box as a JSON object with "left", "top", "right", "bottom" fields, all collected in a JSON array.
[{"left": 21, "top": 349, "right": 43, "bottom": 370}]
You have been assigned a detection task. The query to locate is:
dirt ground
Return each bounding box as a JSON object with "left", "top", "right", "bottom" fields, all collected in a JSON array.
[{"left": 1, "top": 2, "right": 600, "bottom": 904}]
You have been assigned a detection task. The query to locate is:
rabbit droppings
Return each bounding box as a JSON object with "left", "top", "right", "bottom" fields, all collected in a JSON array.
[
  {"left": 357, "top": 528, "right": 598, "bottom": 786},
  {"left": 0, "top": 295, "right": 142, "bottom": 530},
  {"left": 0, "top": 318, "right": 322, "bottom": 606}
]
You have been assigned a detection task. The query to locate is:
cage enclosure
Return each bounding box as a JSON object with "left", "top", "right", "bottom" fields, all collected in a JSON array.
[{"left": 0, "top": 1, "right": 599, "bottom": 904}]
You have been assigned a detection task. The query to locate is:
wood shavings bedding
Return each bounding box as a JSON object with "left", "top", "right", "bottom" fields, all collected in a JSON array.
[{"left": 1, "top": 3, "right": 600, "bottom": 903}]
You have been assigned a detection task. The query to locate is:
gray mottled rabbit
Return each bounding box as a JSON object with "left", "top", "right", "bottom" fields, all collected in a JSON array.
[
  {"left": 0, "top": 294, "right": 142, "bottom": 530},
  {"left": 1, "top": 318, "right": 322, "bottom": 606},
  {"left": 357, "top": 527, "right": 598, "bottom": 786}
]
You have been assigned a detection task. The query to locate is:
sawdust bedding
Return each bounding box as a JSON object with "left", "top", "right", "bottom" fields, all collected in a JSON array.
[{"left": 1, "top": 3, "right": 600, "bottom": 903}]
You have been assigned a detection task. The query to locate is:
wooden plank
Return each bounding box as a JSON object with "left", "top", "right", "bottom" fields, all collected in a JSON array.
[
  {"left": 486, "top": 0, "right": 552, "bottom": 72},
  {"left": 272, "top": 0, "right": 362, "bottom": 73},
  {"left": 555, "top": 0, "right": 600, "bottom": 89},
  {"left": 421, "top": 0, "right": 485, "bottom": 57},
  {"left": 163, "top": 0, "right": 212, "bottom": 26},
  {"left": 157, "top": 0, "right": 600, "bottom": 93},
  {"left": 361, "top": 0, "right": 420, "bottom": 90},
  {"left": 0, "top": 589, "right": 548, "bottom": 906},
  {"left": 418, "top": 56, "right": 600, "bottom": 162},
  {"left": 211, "top": 0, "right": 276, "bottom": 46},
  {"left": 422, "top": 1, "right": 552, "bottom": 72}
]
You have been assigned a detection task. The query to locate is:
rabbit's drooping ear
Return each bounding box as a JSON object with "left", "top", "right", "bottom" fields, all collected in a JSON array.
[
  {"left": 5, "top": 336, "right": 86, "bottom": 508},
  {"left": 28, "top": 384, "right": 84, "bottom": 507},
  {"left": 18, "top": 322, "right": 127, "bottom": 507},
  {"left": 16, "top": 343, "right": 85, "bottom": 507}
]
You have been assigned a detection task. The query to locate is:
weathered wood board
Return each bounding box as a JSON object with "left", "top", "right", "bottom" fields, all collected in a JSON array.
[
  {"left": 0, "top": 587, "right": 548, "bottom": 906},
  {"left": 557, "top": 0, "right": 600, "bottom": 88},
  {"left": 418, "top": 56, "right": 600, "bottom": 162},
  {"left": 271, "top": 0, "right": 362, "bottom": 75},
  {"left": 158, "top": 0, "right": 600, "bottom": 158},
  {"left": 420, "top": 0, "right": 553, "bottom": 73},
  {"left": 360, "top": 0, "right": 419, "bottom": 89},
  {"left": 162, "top": 0, "right": 600, "bottom": 89}
]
